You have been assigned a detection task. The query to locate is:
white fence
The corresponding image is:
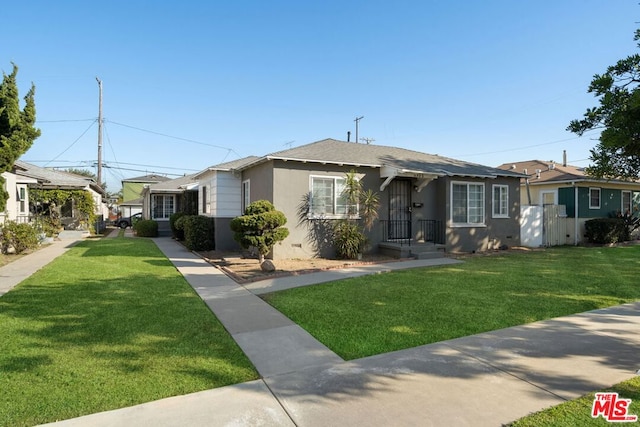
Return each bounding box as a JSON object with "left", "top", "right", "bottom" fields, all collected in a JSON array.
[{"left": 521, "top": 205, "right": 570, "bottom": 247}]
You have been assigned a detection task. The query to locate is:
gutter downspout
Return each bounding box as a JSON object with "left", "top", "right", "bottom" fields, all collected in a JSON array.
[
  {"left": 574, "top": 182, "right": 579, "bottom": 246},
  {"left": 525, "top": 178, "right": 532, "bottom": 205}
]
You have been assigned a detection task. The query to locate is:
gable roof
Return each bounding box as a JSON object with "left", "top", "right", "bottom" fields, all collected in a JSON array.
[
  {"left": 194, "top": 156, "right": 260, "bottom": 178},
  {"left": 14, "top": 160, "right": 105, "bottom": 195},
  {"left": 497, "top": 160, "right": 640, "bottom": 187},
  {"left": 122, "top": 174, "right": 171, "bottom": 184},
  {"left": 242, "top": 139, "right": 523, "bottom": 179},
  {"left": 146, "top": 173, "right": 199, "bottom": 192}
]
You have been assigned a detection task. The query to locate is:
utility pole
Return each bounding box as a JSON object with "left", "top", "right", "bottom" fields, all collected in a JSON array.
[
  {"left": 354, "top": 116, "right": 364, "bottom": 144},
  {"left": 96, "top": 77, "right": 103, "bottom": 188}
]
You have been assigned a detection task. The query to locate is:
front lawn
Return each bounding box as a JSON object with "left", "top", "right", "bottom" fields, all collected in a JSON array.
[
  {"left": 510, "top": 376, "right": 640, "bottom": 426},
  {"left": 263, "top": 245, "right": 640, "bottom": 360},
  {"left": 0, "top": 237, "right": 258, "bottom": 427}
]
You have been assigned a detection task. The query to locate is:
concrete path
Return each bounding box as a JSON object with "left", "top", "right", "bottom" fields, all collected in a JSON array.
[
  {"left": 2, "top": 234, "right": 635, "bottom": 426},
  {"left": 0, "top": 235, "right": 81, "bottom": 297}
]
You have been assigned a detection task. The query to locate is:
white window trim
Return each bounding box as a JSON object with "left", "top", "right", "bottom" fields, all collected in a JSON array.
[
  {"left": 450, "top": 181, "right": 486, "bottom": 227},
  {"left": 151, "top": 194, "right": 176, "bottom": 220},
  {"left": 539, "top": 190, "right": 558, "bottom": 206},
  {"left": 589, "top": 187, "right": 601, "bottom": 209},
  {"left": 492, "top": 184, "right": 509, "bottom": 218},
  {"left": 621, "top": 190, "right": 632, "bottom": 215},
  {"left": 242, "top": 180, "right": 250, "bottom": 212},
  {"left": 308, "top": 175, "right": 357, "bottom": 219}
]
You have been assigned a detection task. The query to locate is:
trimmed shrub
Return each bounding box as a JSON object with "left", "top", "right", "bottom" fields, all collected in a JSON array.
[
  {"left": 230, "top": 200, "right": 289, "bottom": 263},
  {"left": 134, "top": 219, "right": 158, "bottom": 237},
  {"left": 333, "top": 220, "right": 366, "bottom": 259},
  {"left": 170, "top": 212, "right": 187, "bottom": 240},
  {"left": 1, "top": 221, "right": 39, "bottom": 254},
  {"left": 585, "top": 218, "right": 630, "bottom": 244},
  {"left": 184, "top": 215, "right": 215, "bottom": 251}
]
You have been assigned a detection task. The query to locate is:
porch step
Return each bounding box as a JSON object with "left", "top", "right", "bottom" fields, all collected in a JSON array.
[
  {"left": 412, "top": 250, "right": 445, "bottom": 260},
  {"left": 379, "top": 242, "right": 446, "bottom": 259}
]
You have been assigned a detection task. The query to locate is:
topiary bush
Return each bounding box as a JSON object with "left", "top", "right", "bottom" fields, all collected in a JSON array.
[
  {"left": 134, "top": 219, "right": 158, "bottom": 237},
  {"left": 183, "top": 215, "right": 215, "bottom": 251},
  {"left": 170, "top": 212, "right": 187, "bottom": 240},
  {"left": 1, "top": 221, "right": 39, "bottom": 254},
  {"left": 585, "top": 218, "right": 630, "bottom": 244},
  {"left": 230, "top": 200, "right": 289, "bottom": 263}
]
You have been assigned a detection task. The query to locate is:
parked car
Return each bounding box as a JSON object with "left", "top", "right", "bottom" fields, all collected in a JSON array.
[{"left": 116, "top": 213, "right": 142, "bottom": 229}]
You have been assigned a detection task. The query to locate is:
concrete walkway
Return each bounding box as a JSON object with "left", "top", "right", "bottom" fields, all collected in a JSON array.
[
  {"left": 1, "top": 234, "right": 636, "bottom": 426},
  {"left": 0, "top": 235, "right": 81, "bottom": 297}
]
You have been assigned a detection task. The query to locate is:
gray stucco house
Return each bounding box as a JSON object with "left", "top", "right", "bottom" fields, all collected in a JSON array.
[{"left": 231, "top": 139, "right": 524, "bottom": 259}]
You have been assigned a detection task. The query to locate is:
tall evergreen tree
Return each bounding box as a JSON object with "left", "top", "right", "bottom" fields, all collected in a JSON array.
[{"left": 0, "top": 64, "right": 40, "bottom": 211}]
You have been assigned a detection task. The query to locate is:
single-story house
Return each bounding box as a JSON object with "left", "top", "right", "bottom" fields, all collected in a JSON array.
[
  {"left": 498, "top": 158, "right": 640, "bottom": 245},
  {"left": 10, "top": 160, "right": 108, "bottom": 229},
  {"left": 224, "top": 139, "right": 524, "bottom": 258},
  {"left": 194, "top": 156, "right": 260, "bottom": 250},
  {"left": 141, "top": 174, "right": 199, "bottom": 236},
  {"left": 1, "top": 163, "right": 38, "bottom": 224},
  {"left": 120, "top": 174, "right": 171, "bottom": 218}
]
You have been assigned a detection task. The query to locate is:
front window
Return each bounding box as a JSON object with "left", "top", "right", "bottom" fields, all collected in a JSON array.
[
  {"left": 242, "top": 180, "right": 250, "bottom": 213},
  {"left": 622, "top": 191, "right": 632, "bottom": 215},
  {"left": 452, "top": 182, "right": 485, "bottom": 225},
  {"left": 202, "top": 185, "right": 208, "bottom": 214},
  {"left": 492, "top": 185, "right": 509, "bottom": 218},
  {"left": 18, "top": 187, "right": 26, "bottom": 214},
  {"left": 589, "top": 188, "right": 601, "bottom": 209},
  {"left": 309, "top": 176, "right": 350, "bottom": 217},
  {"left": 152, "top": 194, "right": 175, "bottom": 219}
]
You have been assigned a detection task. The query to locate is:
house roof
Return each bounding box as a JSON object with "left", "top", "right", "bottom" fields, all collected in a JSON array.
[
  {"left": 122, "top": 174, "right": 171, "bottom": 183},
  {"left": 146, "top": 173, "right": 199, "bottom": 193},
  {"left": 14, "top": 160, "right": 105, "bottom": 195},
  {"left": 240, "top": 139, "right": 524, "bottom": 179},
  {"left": 497, "top": 160, "right": 640, "bottom": 187},
  {"left": 194, "top": 156, "right": 260, "bottom": 178}
]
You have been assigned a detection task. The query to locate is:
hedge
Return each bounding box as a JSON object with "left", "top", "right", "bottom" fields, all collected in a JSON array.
[
  {"left": 584, "top": 218, "right": 630, "bottom": 244},
  {"left": 134, "top": 220, "right": 158, "bottom": 237},
  {"left": 184, "top": 215, "right": 215, "bottom": 251}
]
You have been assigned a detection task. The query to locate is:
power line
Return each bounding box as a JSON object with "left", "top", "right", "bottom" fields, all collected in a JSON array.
[
  {"left": 44, "top": 120, "right": 97, "bottom": 167},
  {"left": 106, "top": 119, "right": 242, "bottom": 157}
]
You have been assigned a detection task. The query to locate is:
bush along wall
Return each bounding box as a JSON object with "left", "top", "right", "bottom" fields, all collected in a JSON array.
[
  {"left": 184, "top": 215, "right": 215, "bottom": 251},
  {"left": 134, "top": 220, "right": 159, "bottom": 237},
  {"left": 585, "top": 218, "right": 630, "bottom": 244},
  {"left": 169, "top": 212, "right": 187, "bottom": 240},
  {"left": 0, "top": 221, "right": 39, "bottom": 254}
]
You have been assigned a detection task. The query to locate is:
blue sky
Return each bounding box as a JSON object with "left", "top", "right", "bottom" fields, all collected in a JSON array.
[{"left": 6, "top": 1, "right": 640, "bottom": 191}]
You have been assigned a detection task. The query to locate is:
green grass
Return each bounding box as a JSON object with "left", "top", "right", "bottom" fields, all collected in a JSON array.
[
  {"left": 0, "top": 237, "right": 258, "bottom": 427},
  {"left": 263, "top": 245, "right": 640, "bottom": 360},
  {"left": 510, "top": 376, "right": 640, "bottom": 426}
]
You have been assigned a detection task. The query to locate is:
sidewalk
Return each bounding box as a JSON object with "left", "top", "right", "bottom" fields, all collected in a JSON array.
[
  {"left": 7, "top": 235, "right": 637, "bottom": 426},
  {"left": 0, "top": 236, "right": 81, "bottom": 297}
]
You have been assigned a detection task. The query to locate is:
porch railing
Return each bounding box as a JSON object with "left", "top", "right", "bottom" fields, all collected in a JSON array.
[
  {"left": 417, "top": 219, "right": 445, "bottom": 244},
  {"left": 379, "top": 219, "right": 445, "bottom": 245}
]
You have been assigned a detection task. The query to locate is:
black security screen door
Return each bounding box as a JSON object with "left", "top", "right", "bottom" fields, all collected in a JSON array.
[{"left": 388, "top": 179, "right": 412, "bottom": 240}]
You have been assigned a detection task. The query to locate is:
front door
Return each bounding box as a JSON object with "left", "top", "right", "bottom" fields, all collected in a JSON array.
[{"left": 388, "top": 179, "right": 412, "bottom": 240}]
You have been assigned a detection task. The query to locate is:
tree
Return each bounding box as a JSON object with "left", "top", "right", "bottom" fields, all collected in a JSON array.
[
  {"left": 230, "top": 200, "right": 289, "bottom": 264},
  {"left": 0, "top": 64, "right": 41, "bottom": 211},
  {"left": 568, "top": 29, "right": 640, "bottom": 180}
]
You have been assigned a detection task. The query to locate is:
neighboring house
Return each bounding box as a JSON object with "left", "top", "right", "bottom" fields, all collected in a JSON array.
[
  {"left": 141, "top": 174, "right": 199, "bottom": 236},
  {"left": 230, "top": 139, "right": 524, "bottom": 259},
  {"left": 1, "top": 163, "right": 38, "bottom": 223},
  {"left": 12, "top": 160, "right": 108, "bottom": 229},
  {"left": 194, "top": 156, "right": 260, "bottom": 250},
  {"left": 120, "top": 174, "right": 170, "bottom": 218},
  {"left": 498, "top": 158, "right": 640, "bottom": 245}
]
